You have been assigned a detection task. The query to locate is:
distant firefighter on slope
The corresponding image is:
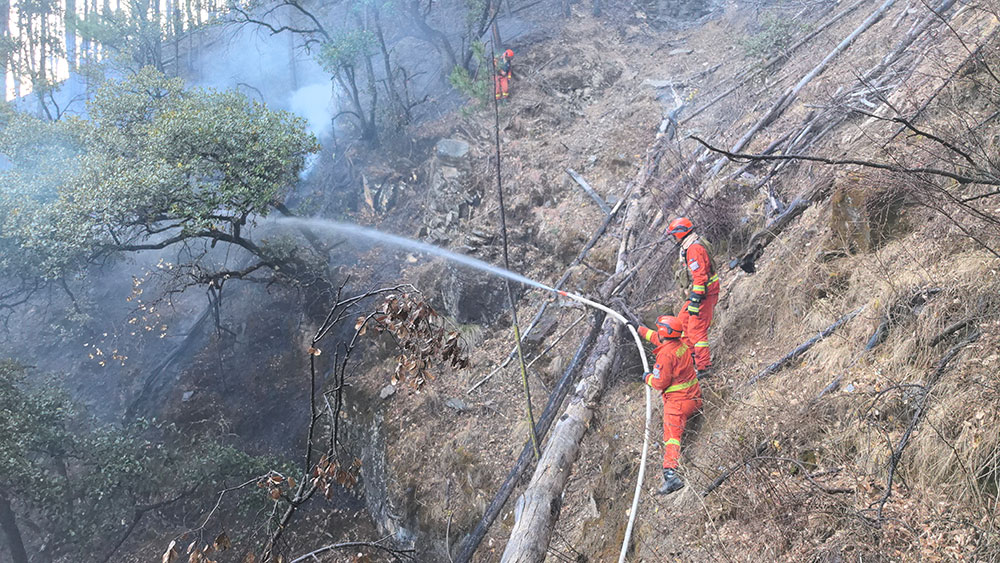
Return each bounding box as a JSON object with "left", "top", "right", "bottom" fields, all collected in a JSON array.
[{"left": 495, "top": 49, "right": 514, "bottom": 100}]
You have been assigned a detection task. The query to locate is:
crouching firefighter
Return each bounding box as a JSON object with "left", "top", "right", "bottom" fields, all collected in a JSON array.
[
  {"left": 636, "top": 315, "right": 703, "bottom": 494},
  {"left": 667, "top": 216, "right": 720, "bottom": 377}
]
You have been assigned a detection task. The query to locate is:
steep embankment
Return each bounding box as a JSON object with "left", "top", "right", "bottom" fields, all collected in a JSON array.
[{"left": 326, "top": 0, "right": 999, "bottom": 560}]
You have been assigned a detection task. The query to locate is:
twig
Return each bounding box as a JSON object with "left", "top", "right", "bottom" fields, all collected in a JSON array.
[
  {"left": 691, "top": 135, "right": 1000, "bottom": 186},
  {"left": 871, "top": 331, "right": 980, "bottom": 521},
  {"left": 928, "top": 318, "right": 972, "bottom": 346},
  {"left": 289, "top": 538, "right": 415, "bottom": 562}
]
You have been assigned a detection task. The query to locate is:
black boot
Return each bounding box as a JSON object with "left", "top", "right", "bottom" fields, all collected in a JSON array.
[{"left": 659, "top": 468, "right": 685, "bottom": 495}]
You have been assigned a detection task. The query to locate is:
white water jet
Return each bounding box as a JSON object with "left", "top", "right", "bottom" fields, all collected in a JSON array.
[{"left": 277, "top": 217, "right": 556, "bottom": 293}]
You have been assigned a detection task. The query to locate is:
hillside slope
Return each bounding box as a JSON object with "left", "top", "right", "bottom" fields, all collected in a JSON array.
[{"left": 345, "top": 0, "right": 1000, "bottom": 560}]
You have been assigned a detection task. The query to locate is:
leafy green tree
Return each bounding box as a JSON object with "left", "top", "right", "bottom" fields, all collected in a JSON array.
[
  {"left": 0, "top": 360, "right": 277, "bottom": 561},
  {"left": 72, "top": 0, "right": 170, "bottom": 73},
  {"left": 0, "top": 67, "right": 320, "bottom": 309}
]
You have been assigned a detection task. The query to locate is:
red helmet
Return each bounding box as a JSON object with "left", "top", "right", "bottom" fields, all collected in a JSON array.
[
  {"left": 666, "top": 217, "right": 693, "bottom": 241},
  {"left": 655, "top": 315, "right": 683, "bottom": 339},
  {"left": 504, "top": 49, "right": 514, "bottom": 58}
]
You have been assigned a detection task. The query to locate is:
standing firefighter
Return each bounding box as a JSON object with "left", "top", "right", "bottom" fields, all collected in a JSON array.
[
  {"left": 495, "top": 49, "right": 514, "bottom": 100},
  {"left": 636, "top": 315, "right": 702, "bottom": 494},
  {"left": 667, "top": 217, "right": 720, "bottom": 375}
]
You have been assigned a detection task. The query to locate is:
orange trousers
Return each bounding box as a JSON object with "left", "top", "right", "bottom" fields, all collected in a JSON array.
[
  {"left": 662, "top": 393, "right": 702, "bottom": 469},
  {"left": 494, "top": 75, "right": 509, "bottom": 99},
  {"left": 677, "top": 291, "right": 718, "bottom": 370}
]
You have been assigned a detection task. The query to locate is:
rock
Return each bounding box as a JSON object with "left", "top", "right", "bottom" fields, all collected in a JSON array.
[
  {"left": 182, "top": 390, "right": 194, "bottom": 402},
  {"left": 440, "top": 165, "right": 461, "bottom": 179},
  {"left": 445, "top": 397, "right": 469, "bottom": 411},
  {"left": 435, "top": 138, "right": 471, "bottom": 168},
  {"left": 379, "top": 385, "right": 396, "bottom": 400},
  {"left": 522, "top": 315, "right": 559, "bottom": 354},
  {"left": 440, "top": 264, "right": 518, "bottom": 325},
  {"left": 668, "top": 48, "right": 694, "bottom": 56},
  {"left": 583, "top": 494, "right": 600, "bottom": 520}
]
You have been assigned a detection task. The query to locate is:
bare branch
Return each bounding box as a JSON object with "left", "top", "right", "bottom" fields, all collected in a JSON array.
[{"left": 689, "top": 135, "right": 1000, "bottom": 186}]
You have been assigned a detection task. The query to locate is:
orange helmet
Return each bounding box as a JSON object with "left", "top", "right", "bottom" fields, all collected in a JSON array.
[
  {"left": 666, "top": 217, "right": 693, "bottom": 241},
  {"left": 655, "top": 315, "right": 683, "bottom": 339},
  {"left": 504, "top": 49, "right": 514, "bottom": 58}
]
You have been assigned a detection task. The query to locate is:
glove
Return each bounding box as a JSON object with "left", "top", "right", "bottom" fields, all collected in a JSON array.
[{"left": 687, "top": 292, "right": 702, "bottom": 316}]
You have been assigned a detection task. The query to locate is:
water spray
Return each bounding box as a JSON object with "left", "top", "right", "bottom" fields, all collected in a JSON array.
[{"left": 276, "top": 217, "right": 652, "bottom": 562}]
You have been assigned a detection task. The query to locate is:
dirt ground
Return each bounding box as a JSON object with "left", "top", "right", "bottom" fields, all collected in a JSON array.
[
  {"left": 333, "top": 0, "right": 1000, "bottom": 560},
  {"left": 136, "top": 0, "right": 1000, "bottom": 559}
]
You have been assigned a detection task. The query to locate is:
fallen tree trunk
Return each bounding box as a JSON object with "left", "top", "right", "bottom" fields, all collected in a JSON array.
[
  {"left": 710, "top": 0, "right": 899, "bottom": 175},
  {"left": 745, "top": 307, "right": 863, "bottom": 388},
  {"left": 680, "top": 0, "right": 867, "bottom": 126},
  {"left": 500, "top": 316, "right": 622, "bottom": 562},
  {"left": 566, "top": 168, "right": 612, "bottom": 215},
  {"left": 501, "top": 206, "right": 640, "bottom": 563},
  {"left": 452, "top": 313, "right": 605, "bottom": 563}
]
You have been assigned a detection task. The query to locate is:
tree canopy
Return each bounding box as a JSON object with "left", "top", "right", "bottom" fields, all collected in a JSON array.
[
  {"left": 0, "top": 68, "right": 319, "bottom": 305},
  {"left": 0, "top": 361, "right": 277, "bottom": 560}
]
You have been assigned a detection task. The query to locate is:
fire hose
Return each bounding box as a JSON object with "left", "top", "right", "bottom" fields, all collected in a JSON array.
[{"left": 553, "top": 290, "right": 650, "bottom": 563}]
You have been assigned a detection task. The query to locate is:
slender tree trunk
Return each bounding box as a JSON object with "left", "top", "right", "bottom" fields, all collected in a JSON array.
[
  {"left": 371, "top": 5, "right": 405, "bottom": 121},
  {"left": 65, "top": 0, "right": 77, "bottom": 69},
  {"left": 406, "top": 0, "right": 458, "bottom": 73},
  {"left": 1, "top": 0, "right": 9, "bottom": 99},
  {"left": 151, "top": 0, "right": 162, "bottom": 70},
  {"left": 0, "top": 491, "right": 29, "bottom": 563}
]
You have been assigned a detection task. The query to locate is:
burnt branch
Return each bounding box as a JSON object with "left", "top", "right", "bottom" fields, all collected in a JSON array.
[{"left": 690, "top": 136, "right": 1000, "bottom": 186}]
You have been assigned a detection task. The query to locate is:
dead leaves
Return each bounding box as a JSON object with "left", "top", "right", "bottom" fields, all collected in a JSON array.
[
  {"left": 162, "top": 531, "right": 231, "bottom": 563},
  {"left": 257, "top": 471, "right": 295, "bottom": 502},
  {"left": 354, "top": 294, "right": 470, "bottom": 388},
  {"left": 310, "top": 455, "right": 362, "bottom": 499}
]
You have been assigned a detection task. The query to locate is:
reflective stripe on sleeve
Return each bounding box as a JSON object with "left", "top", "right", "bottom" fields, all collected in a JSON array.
[
  {"left": 645, "top": 331, "right": 654, "bottom": 341},
  {"left": 695, "top": 341, "right": 709, "bottom": 348},
  {"left": 692, "top": 285, "right": 705, "bottom": 292},
  {"left": 665, "top": 439, "right": 681, "bottom": 447},
  {"left": 664, "top": 378, "right": 699, "bottom": 393}
]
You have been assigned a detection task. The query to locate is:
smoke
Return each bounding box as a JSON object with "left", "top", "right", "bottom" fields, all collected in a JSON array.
[
  {"left": 193, "top": 26, "right": 335, "bottom": 146},
  {"left": 289, "top": 82, "right": 333, "bottom": 139}
]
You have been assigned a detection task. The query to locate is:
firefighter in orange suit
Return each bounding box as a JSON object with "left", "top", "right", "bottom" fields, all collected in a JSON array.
[
  {"left": 667, "top": 217, "right": 720, "bottom": 375},
  {"left": 636, "top": 315, "right": 702, "bottom": 494},
  {"left": 495, "top": 49, "right": 513, "bottom": 100}
]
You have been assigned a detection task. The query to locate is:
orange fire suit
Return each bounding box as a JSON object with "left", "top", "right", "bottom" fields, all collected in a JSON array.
[
  {"left": 494, "top": 56, "right": 511, "bottom": 99},
  {"left": 676, "top": 236, "right": 719, "bottom": 370},
  {"left": 638, "top": 327, "right": 703, "bottom": 469}
]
